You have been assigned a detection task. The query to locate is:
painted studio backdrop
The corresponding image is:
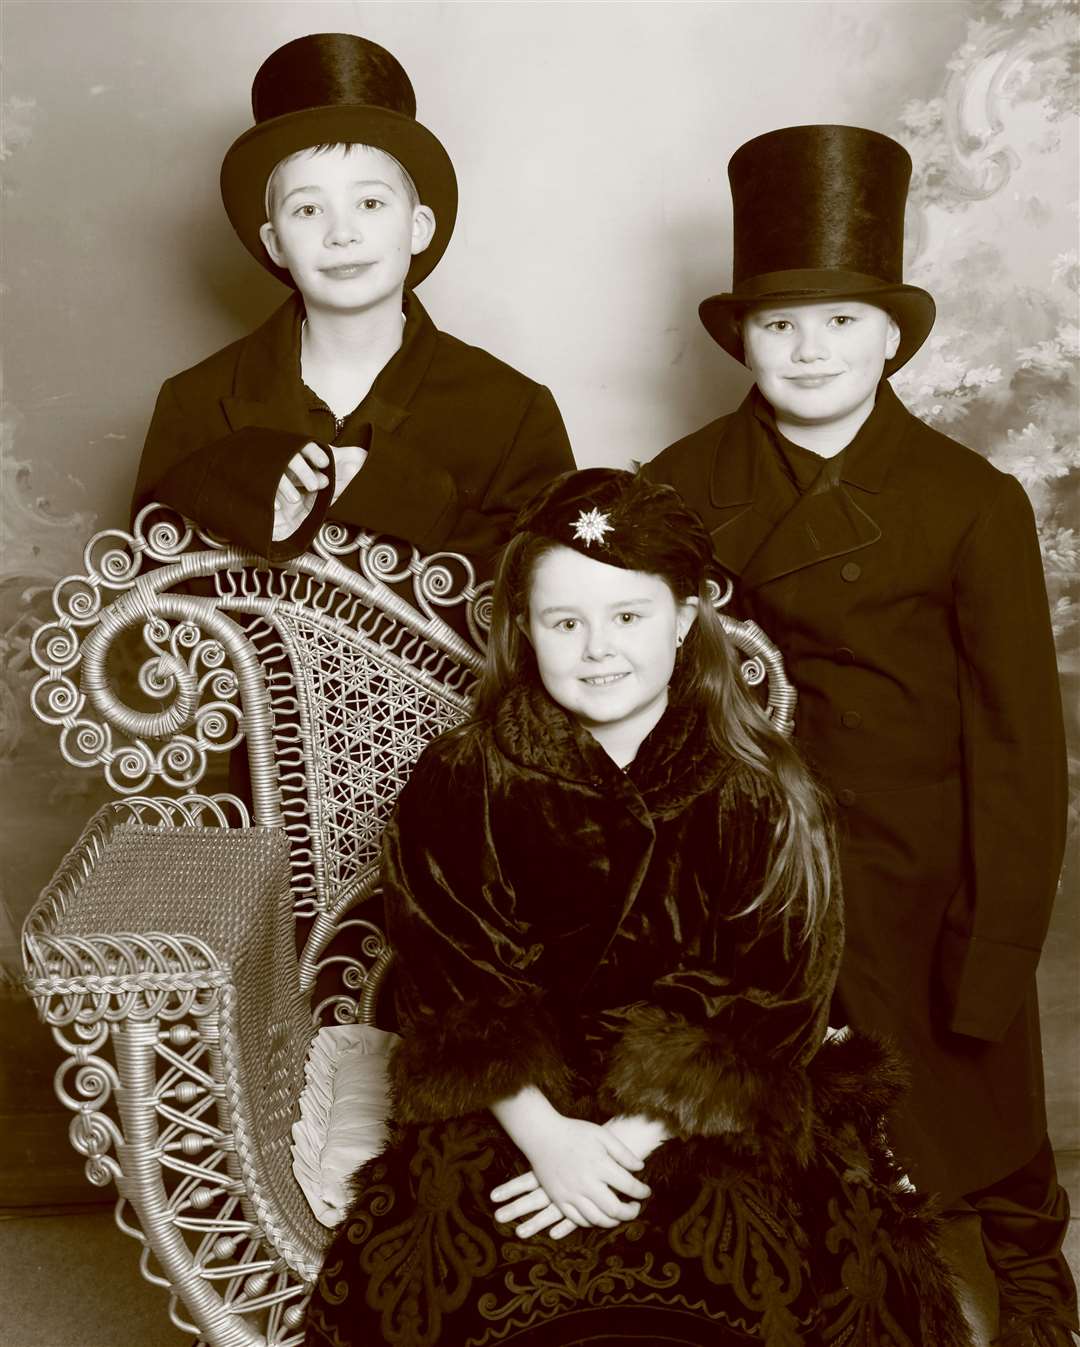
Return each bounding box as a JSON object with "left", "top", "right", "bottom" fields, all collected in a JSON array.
[{"left": 1, "top": 0, "right": 1077, "bottom": 1203}]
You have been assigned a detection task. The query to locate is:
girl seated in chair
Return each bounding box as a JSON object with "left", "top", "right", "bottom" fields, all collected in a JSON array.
[{"left": 306, "top": 468, "right": 970, "bottom": 1347}]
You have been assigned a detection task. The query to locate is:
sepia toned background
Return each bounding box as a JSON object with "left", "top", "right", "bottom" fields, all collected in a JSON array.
[{"left": 1, "top": 0, "right": 1076, "bottom": 1228}]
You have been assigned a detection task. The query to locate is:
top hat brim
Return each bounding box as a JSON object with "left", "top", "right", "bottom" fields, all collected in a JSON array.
[
  {"left": 220, "top": 103, "right": 458, "bottom": 289},
  {"left": 699, "top": 270, "right": 935, "bottom": 376}
]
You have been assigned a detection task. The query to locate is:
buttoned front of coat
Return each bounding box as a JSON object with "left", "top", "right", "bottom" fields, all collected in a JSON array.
[{"left": 647, "top": 384, "right": 1067, "bottom": 1197}]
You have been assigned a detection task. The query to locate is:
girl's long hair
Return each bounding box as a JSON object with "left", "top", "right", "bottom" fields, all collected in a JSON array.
[{"left": 472, "top": 521, "right": 835, "bottom": 943}]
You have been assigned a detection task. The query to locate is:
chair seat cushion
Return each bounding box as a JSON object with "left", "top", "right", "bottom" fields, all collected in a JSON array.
[{"left": 291, "top": 1024, "right": 400, "bottom": 1227}]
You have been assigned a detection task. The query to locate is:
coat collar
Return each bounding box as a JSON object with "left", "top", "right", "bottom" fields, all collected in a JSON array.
[
  {"left": 706, "top": 382, "right": 912, "bottom": 588},
  {"left": 222, "top": 289, "right": 440, "bottom": 437},
  {"left": 493, "top": 680, "right": 732, "bottom": 820}
]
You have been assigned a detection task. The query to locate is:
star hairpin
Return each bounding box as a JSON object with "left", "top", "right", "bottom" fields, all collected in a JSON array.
[{"left": 570, "top": 507, "right": 614, "bottom": 547}]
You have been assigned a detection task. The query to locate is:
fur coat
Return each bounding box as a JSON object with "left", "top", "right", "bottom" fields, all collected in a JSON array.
[{"left": 305, "top": 683, "right": 971, "bottom": 1347}]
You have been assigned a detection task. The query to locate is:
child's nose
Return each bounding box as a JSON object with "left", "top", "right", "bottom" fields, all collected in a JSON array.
[
  {"left": 325, "top": 213, "right": 362, "bottom": 246},
  {"left": 583, "top": 629, "right": 615, "bottom": 660},
  {"left": 793, "top": 327, "right": 828, "bottom": 361}
]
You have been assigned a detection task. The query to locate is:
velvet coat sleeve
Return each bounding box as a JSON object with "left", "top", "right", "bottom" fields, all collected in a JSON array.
[
  {"left": 436, "top": 383, "right": 574, "bottom": 560},
  {"left": 329, "top": 382, "right": 572, "bottom": 562},
  {"left": 945, "top": 472, "right": 1067, "bottom": 1042},
  {"left": 600, "top": 774, "right": 842, "bottom": 1143},
  {"left": 381, "top": 737, "right": 573, "bottom": 1124}
]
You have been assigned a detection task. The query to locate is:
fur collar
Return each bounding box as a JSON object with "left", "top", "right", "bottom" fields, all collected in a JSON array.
[{"left": 492, "top": 680, "right": 738, "bottom": 820}]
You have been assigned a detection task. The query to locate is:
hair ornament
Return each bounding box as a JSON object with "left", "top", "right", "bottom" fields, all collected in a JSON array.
[
  {"left": 570, "top": 507, "right": 614, "bottom": 547},
  {"left": 513, "top": 468, "right": 716, "bottom": 595}
]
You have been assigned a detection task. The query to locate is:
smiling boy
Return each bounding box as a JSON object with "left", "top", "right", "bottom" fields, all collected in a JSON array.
[
  {"left": 646, "top": 125, "right": 1076, "bottom": 1345},
  {"left": 740, "top": 300, "right": 900, "bottom": 453},
  {"left": 132, "top": 33, "right": 572, "bottom": 568}
]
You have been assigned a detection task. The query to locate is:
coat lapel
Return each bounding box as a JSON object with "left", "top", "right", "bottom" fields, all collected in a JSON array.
[
  {"left": 219, "top": 293, "right": 304, "bottom": 433},
  {"left": 740, "top": 480, "right": 882, "bottom": 588},
  {"left": 716, "top": 383, "right": 909, "bottom": 590},
  {"left": 220, "top": 290, "right": 441, "bottom": 439},
  {"left": 704, "top": 394, "right": 797, "bottom": 579}
]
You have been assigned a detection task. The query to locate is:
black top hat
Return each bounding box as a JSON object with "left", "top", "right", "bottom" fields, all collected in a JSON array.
[
  {"left": 699, "top": 125, "right": 935, "bottom": 375},
  {"left": 220, "top": 33, "right": 457, "bottom": 289}
]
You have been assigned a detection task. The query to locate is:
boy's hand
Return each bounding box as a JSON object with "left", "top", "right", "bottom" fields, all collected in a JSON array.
[
  {"left": 273, "top": 443, "right": 330, "bottom": 541},
  {"left": 329, "top": 445, "right": 367, "bottom": 504},
  {"left": 489, "top": 1116, "right": 650, "bottom": 1240}
]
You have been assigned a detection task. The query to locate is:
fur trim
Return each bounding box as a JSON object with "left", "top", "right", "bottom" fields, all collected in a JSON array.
[
  {"left": 601, "top": 1006, "right": 813, "bottom": 1154},
  {"left": 388, "top": 993, "right": 573, "bottom": 1123},
  {"left": 809, "top": 1028, "right": 909, "bottom": 1130}
]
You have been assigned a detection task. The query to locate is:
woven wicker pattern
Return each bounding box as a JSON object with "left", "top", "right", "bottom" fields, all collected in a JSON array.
[
  {"left": 279, "top": 609, "right": 468, "bottom": 900},
  {"left": 62, "top": 823, "right": 325, "bottom": 1265}
]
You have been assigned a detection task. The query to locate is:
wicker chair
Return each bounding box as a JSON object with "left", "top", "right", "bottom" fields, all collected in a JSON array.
[{"left": 21, "top": 503, "right": 796, "bottom": 1347}]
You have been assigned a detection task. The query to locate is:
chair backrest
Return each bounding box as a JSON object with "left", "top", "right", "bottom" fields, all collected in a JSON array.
[
  {"left": 30, "top": 506, "right": 796, "bottom": 942},
  {"left": 30, "top": 506, "right": 490, "bottom": 928}
]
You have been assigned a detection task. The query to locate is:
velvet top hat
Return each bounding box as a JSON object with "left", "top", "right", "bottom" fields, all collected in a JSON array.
[
  {"left": 220, "top": 33, "right": 457, "bottom": 289},
  {"left": 699, "top": 124, "right": 935, "bottom": 375}
]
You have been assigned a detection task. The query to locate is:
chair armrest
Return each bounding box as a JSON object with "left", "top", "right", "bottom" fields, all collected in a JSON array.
[{"left": 22, "top": 802, "right": 327, "bottom": 1344}]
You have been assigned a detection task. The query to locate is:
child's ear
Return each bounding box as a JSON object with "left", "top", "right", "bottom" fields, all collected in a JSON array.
[
  {"left": 259, "top": 221, "right": 286, "bottom": 268},
  {"left": 676, "top": 596, "right": 699, "bottom": 645},
  {"left": 885, "top": 314, "right": 901, "bottom": 360},
  {"left": 410, "top": 205, "right": 437, "bottom": 258}
]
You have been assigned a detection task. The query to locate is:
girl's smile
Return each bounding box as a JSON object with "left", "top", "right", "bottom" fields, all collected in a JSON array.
[{"left": 522, "top": 545, "right": 697, "bottom": 766}]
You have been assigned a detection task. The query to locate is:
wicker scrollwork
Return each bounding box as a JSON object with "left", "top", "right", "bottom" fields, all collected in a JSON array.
[
  {"left": 22, "top": 504, "right": 797, "bottom": 1347},
  {"left": 22, "top": 508, "right": 494, "bottom": 1346}
]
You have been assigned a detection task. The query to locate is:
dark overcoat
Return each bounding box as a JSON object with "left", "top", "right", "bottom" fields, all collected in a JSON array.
[
  {"left": 646, "top": 384, "right": 1068, "bottom": 1199},
  {"left": 132, "top": 291, "right": 573, "bottom": 569},
  {"left": 305, "top": 684, "right": 971, "bottom": 1347}
]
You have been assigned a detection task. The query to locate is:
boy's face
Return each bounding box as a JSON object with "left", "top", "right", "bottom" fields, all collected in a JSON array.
[
  {"left": 741, "top": 299, "right": 901, "bottom": 431},
  {"left": 259, "top": 146, "right": 435, "bottom": 314}
]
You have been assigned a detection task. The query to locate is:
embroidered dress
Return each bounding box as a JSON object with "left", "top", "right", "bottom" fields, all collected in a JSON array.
[{"left": 305, "top": 683, "right": 970, "bottom": 1347}]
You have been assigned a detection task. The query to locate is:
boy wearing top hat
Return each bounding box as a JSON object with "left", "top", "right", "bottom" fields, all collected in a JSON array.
[
  {"left": 132, "top": 33, "right": 573, "bottom": 570},
  {"left": 646, "top": 124, "right": 1076, "bottom": 1346}
]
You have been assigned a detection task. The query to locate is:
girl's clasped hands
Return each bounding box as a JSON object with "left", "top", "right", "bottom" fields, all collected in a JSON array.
[{"left": 489, "top": 1104, "right": 669, "bottom": 1241}]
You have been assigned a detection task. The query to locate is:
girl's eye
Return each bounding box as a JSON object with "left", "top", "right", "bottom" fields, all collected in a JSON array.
[
  {"left": 616, "top": 612, "right": 640, "bottom": 625},
  {"left": 359, "top": 198, "right": 383, "bottom": 211},
  {"left": 765, "top": 320, "right": 792, "bottom": 333},
  {"left": 831, "top": 314, "right": 855, "bottom": 326},
  {"left": 294, "top": 204, "right": 320, "bottom": 218},
  {"left": 555, "top": 618, "right": 579, "bottom": 632}
]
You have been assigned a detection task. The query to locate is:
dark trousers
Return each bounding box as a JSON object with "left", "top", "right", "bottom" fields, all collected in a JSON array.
[{"left": 963, "top": 1135, "right": 1078, "bottom": 1329}]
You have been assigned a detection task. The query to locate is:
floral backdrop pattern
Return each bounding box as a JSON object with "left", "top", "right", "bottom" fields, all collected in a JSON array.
[{"left": 893, "top": 0, "right": 1078, "bottom": 706}]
